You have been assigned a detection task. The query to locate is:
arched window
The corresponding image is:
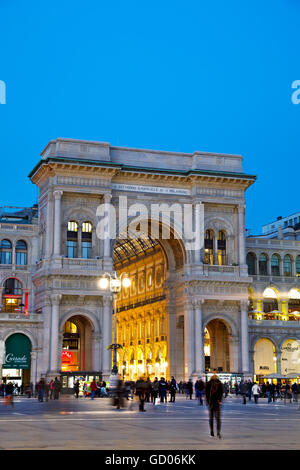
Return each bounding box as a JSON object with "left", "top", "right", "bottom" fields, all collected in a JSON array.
[
  {"left": 271, "top": 254, "right": 280, "bottom": 276},
  {"left": 296, "top": 256, "right": 300, "bottom": 277},
  {"left": 82, "top": 222, "right": 92, "bottom": 259},
  {"left": 204, "top": 230, "right": 214, "bottom": 265},
  {"left": 288, "top": 289, "right": 300, "bottom": 315},
  {"left": 0, "top": 239, "right": 12, "bottom": 265},
  {"left": 15, "top": 240, "right": 27, "bottom": 265},
  {"left": 259, "top": 253, "right": 268, "bottom": 275},
  {"left": 246, "top": 252, "right": 256, "bottom": 275},
  {"left": 67, "top": 221, "right": 78, "bottom": 258},
  {"left": 262, "top": 287, "right": 278, "bottom": 313},
  {"left": 2, "top": 278, "right": 23, "bottom": 313},
  {"left": 217, "top": 231, "right": 226, "bottom": 265},
  {"left": 283, "top": 254, "right": 292, "bottom": 277}
]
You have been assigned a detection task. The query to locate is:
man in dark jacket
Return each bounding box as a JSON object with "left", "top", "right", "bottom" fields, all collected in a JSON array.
[
  {"left": 240, "top": 381, "right": 248, "bottom": 405},
  {"left": 169, "top": 377, "right": 177, "bottom": 402},
  {"left": 205, "top": 374, "right": 224, "bottom": 438},
  {"left": 159, "top": 377, "right": 168, "bottom": 403},
  {"left": 135, "top": 377, "right": 147, "bottom": 411},
  {"left": 53, "top": 377, "right": 61, "bottom": 400}
]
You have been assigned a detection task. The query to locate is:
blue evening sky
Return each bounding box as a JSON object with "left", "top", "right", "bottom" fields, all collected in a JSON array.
[{"left": 0, "top": 0, "right": 299, "bottom": 234}]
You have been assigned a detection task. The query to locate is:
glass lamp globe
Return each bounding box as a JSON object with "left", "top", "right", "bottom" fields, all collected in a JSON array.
[
  {"left": 122, "top": 276, "right": 131, "bottom": 288},
  {"left": 99, "top": 277, "right": 109, "bottom": 290}
]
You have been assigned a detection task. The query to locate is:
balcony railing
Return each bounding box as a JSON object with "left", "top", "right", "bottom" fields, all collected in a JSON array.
[
  {"left": 203, "top": 264, "right": 240, "bottom": 276},
  {"left": 248, "top": 311, "right": 300, "bottom": 322}
]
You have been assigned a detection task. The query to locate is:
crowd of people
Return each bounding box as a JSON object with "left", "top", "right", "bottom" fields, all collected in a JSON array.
[{"left": 236, "top": 379, "right": 300, "bottom": 404}]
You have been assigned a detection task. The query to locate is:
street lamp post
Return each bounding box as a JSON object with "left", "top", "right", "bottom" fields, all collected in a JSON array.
[{"left": 99, "top": 271, "right": 131, "bottom": 375}]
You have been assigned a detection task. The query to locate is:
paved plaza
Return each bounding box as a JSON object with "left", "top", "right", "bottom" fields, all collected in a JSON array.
[{"left": 0, "top": 394, "right": 299, "bottom": 450}]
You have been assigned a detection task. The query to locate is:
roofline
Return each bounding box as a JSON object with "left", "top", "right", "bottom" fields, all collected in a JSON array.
[
  {"left": 40, "top": 138, "right": 243, "bottom": 160},
  {"left": 28, "top": 156, "right": 257, "bottom": 182},
  {"left": 262, "top": 211, "right": 300, "bottom": 228}
]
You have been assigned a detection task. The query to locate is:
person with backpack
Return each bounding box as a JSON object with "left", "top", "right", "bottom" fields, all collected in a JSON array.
[{"left": 205, "top": 374, "right": 224, "bottom": 439}]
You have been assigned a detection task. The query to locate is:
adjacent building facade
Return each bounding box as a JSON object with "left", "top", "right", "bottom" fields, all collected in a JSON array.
[{"left": 0, "top": 138, "right": 299, "bottom": 389}]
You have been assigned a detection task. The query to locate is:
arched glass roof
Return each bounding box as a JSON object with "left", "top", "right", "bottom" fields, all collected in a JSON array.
[{"left": 113, "top": 230, "right": 159, "bottom": 265}]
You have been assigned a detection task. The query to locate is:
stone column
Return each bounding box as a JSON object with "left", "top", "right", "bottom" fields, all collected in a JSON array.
[
  {"left": 240, "top": 300, "right": 250, "bottom": 374},
  {"left": 0, "top": 339, "right": 5, "bottom": 382},
  {"left": 45, "top": 191, "right": 54, "bottom": 258},
  {"left": 104, "top": 193, "right": 112, "bottom": 259},
  {"left": 102, "top": 295, "right": 113, "bottom": 379},
  {"left": 238, "top": 204, "right": 246, "bottom": 266},
  {"left": 93, "top": 333, "right": 101, "bottom": 372},
  {"left": 77, "top": 225, "right": 82, "bottom": 258},
  {"left": 184, "top": 301, "right": 195, "bottom": 380},
  {"left": 194, "top": 300, "right": 204, "bottom": 376},
  {"left": 165, "top": 287, "right": 176, "bottom": 380},
  {"left": 12, "top": 241, "right": 16, "bottom": 266},
  {"left": 49, "top": 294, "right": 62, "bottom": 375},
  {"left": 53, "top": 190, "right": 63, "bottom": 257},
  {"left": 213, "top": 237, "right": 218, "bottom": 265},
  {"left": 30, "top": 351, "right": 38, "bottom": 385},
  {"left": 42, "top": 296, "right": 52, "bottom": 376},
  {"left": 194, "top": 202, "right": 204, "bottom": 264},
  {"left": 279, "top": 257, "right": 283, "bottom": 276}
]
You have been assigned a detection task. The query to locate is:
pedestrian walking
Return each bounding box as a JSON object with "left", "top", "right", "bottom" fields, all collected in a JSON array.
[
  {"left": 195, "top": 378, "right": 205, "bottom": 405},
  {"left": 159, "top": 377, "right": 168, "bottom": 403},
  {"left": 73, "top": 380, "right": 80, "bottom": 398},
  {"left": 135, "top": 377, "right": 147, "bottom": 412},
  {"left": 223, "top": 381, "right": 229, "bottom": 399},
  {"left": 169, "top": 376, "right": 177, "bottom": 402},
  {"left": 187, "top": 379, "right": 193, "bottom": 400},
  {"left": 205, "top": 374, "right": 223, "bottom": 439},
  {"left": 291, "top": 382, "right": 298, "bottom": 402},
  {"left": 4, "top": 382, "right": 14, "bottom": 408},
  {"left": 49, "top": 380, "right": 54, "bottom": 399},
  {"left": 152, "top": 377, "right": 159, "bottom": 404},
  {"left": 240, "top": 380, "right": 248, "bottom": 405},
  {"left": 252, "top": 382, "right": 260, "bottom": 404},
  {"left": 90, "top": 378, "right": 98, "bottom": 400},
  {"left": 37, "top": 378, "right": 45, "bottom": 402},
  {"left": 53, "top": 377, "right": 61, "bottom": 400}
]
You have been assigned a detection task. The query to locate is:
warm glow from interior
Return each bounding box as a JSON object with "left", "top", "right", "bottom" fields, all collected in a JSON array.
[
  {"left": 263, "top": 287, "right": 277, "bottom": 299},
  {"left": 289, "top": 289, "right": 300, "bottom": 299}
]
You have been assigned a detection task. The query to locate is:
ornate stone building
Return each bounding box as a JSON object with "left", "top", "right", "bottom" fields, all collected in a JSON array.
[{"left": 0, "top": 138, "right": 299, "bottom": 389}]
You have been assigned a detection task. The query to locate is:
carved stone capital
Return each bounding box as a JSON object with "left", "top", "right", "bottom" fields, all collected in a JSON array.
[
  {"left": 53, "top": 190, "right": 63, "bottom": 200},
  {"left": 102, "top": 295, "right": 113, "bottom": 307},
  {"left": 51, "top": 294, "right": 62, "bottom": 306}
]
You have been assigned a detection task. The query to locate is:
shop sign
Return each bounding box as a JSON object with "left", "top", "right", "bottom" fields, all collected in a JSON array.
[{"left": 2, "top": 334, "right": 31, "bottom": 369}]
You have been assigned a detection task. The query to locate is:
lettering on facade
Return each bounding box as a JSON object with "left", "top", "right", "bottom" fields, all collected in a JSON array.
[{"left": 111, "top": 183, "right": 191, "bottom": 196}]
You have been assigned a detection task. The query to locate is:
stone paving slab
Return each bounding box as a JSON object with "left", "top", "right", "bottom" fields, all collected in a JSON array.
[{"left": 0, "top": 395, "right": 299, "bottom": 450}]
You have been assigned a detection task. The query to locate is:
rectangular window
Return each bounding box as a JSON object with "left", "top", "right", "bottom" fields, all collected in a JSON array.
[
  {"left": 15, "top": 252, "right": 27, "bottom": 265},
  {"left": 67, "top": 241, "right": 77, "bottom": 258},
  {"left": 0, "top": 252, "right": 12, "bottom": 264},
  {"left": 81, "top": 241, "right": 92, "bottom": 259}
]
